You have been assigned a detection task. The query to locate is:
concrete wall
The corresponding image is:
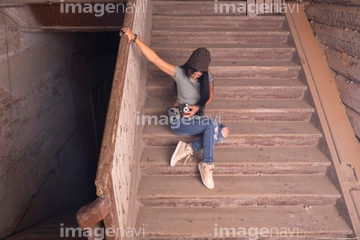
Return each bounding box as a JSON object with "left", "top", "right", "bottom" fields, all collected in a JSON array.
[
  {"left": 0, "top": 11, "right": 115, "bottom": 238},
  {"left": 305, "top": 1, "right": 360, "bottom": 140}
]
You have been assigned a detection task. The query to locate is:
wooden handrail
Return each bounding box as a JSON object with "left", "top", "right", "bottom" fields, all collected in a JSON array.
[
  {"left": 94, "top": 0, "right": 135, "bottom": 197},
  {"left": 77, "top": 195, "right": 111, "bottom": 229},
  {"left": 76, "top": 0, "right": 137, "bottom": 234},
  {"left": 286, "top": 3, "right": 360, "bottom": 235}
]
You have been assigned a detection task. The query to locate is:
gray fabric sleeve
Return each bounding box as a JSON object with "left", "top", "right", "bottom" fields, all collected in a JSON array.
[
  {"left": 173, "top": 66, "right": 183, "bottom": 83},
  {"left": 208, "top": 71, "right": 213, "bottom": 83}
]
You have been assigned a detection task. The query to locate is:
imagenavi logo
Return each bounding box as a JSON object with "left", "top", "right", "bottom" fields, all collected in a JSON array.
[{"left": 59, "top": 0, "right": 146, "bottom": 17}]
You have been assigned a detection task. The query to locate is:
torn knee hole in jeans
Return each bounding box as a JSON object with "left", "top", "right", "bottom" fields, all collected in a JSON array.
[
  {"left": 221, "top": 128, "right": 229, "bottom": 138},
  {"left": 214, "top": 126, "right": 219, "bottom": 140}
]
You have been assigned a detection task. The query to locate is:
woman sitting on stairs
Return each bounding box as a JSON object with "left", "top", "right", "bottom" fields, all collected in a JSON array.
[{"left": 121, "top": 28, "right": 229, "bottom": 189}]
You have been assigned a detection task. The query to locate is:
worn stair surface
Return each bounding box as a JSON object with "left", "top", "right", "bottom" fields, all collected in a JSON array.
[{"left": 136, "top": 1, "right": 353, "bottom": 239}]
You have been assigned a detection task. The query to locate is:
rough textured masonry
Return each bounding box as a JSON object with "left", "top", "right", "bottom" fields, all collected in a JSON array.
[
  {"left": 0, "top": 10, "right": 113, "bottom": 238},
  {"left": 305, "top": 0, "right": 360, "bottom": 139}
]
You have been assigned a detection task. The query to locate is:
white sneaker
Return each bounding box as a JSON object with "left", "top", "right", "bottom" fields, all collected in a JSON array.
[
  {"left": 198, "top": 161, "right": 215, "bottom": 189},
  {"left": 170, "top": 141, "right": 193, "bottom": 167}
]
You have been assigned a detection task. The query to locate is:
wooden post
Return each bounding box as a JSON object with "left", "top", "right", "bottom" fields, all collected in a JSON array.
[
  {"left": 247, "top": 0, "right": 257, "bottom": 16},
  {"left": 273, "top": 0, "right": 283, "bottom": 13},
  {"left": 76, "top": 196, "right": 111, "bottom": 229},
  {"left": 257, "top": 0, "right": 265, "bottom": 14},
  {"left": 264, "top": 0, "right": 273, "bottom": 13}
]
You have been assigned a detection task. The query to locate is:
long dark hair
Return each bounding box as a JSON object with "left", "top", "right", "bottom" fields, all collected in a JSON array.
[{"left": 180, "top": 63, "right": 210, "bottom": 107}]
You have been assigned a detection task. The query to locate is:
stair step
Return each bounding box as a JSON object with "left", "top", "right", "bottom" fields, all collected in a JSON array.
[
  {"left": 140, "top": 146, "right": 331, "bottom": 175},
  {"left": 152, "top": 1, "right": 250, "bottom": 15},
  {"left": 4, "top": 209, "right": 85, "bottom": 240},
  {"left": 136, "top": 205, "right": 352, "bottom": 239},
  {"left": 147, "top": 78, "right": 307, "bottom": 100},
  {"left": 151, "top": 28, "right": 290, "bottom": 44},
  {"left": 147, "top": 61, "right": 301, "bottom": 79},
  {"left": 142, "top": 121, "right": 323, "bottom": 147},
  {"left": 153, "top": 15, "right": 285, "bottom": 29},
  {"left": 152, "top": 43, "right": 295, "bottom": 62},
  {"left": 138, "top": 175, "right": 340, "bottom": 207},
  {"left": 135, "top": 2, "right": 354, "bottom": 238},
  {"left": 143, "top": 98, "right": 314, "bottom": 121}
]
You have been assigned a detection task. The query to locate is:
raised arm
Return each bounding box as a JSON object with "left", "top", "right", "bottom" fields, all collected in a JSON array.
[{"left": 120, "top": 28, "right": 175, "bottom": 77}]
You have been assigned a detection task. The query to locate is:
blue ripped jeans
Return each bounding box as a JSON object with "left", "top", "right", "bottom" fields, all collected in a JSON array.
[{"left": 170, "top": 116, "right": 226, "bottom": 164}]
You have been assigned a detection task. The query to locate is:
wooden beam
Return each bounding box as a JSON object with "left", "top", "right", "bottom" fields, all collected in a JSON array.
[
  {"left": 305, "top": 4, "right": 360, "bottom": 31},
  {"left": 264, "top": 0, "right": 272, "bottom": 13},
  {"left": 21, "top": 26, "right": 122, "bottom": 32},
  {"left": 76, "top": 195, "right": 111, "bottom": 229},
  {"left": 334, "top": 73, "right": 360, "bottom": 140},
  {"left": 247, "top": 0, "right": 256, "bottom": 16},
  {"left": 311, "top": 22, "right": 360, "bottom": 58},
  {"left": 286, "top": 3, "right": 360, "bottom": 234},
  {"left": 0, "top": 0, "right": 127, "bottom": 7},
  {"left": 346, "top": 107, "right": 360, "bottom": 139},
  {"left": 1, "top": 4, "right": 125, "bottom": 32},
  {"left": 325, "top": 48, "right": 360, "bottom": 84},
  {"left": 314, "top": 0, "right": 360, "bottom": 6},
  {"left": 334, "top": 73, "right": 360, "bottom": 114},
  {"left": 273, "top": 0, "right": 283, "bottom": 13},
  {"left": 256, "top": 0, "right": 265, "bottom": 14}
]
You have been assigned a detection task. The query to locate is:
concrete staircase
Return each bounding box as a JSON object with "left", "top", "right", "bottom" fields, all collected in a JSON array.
[
  {"left": 4, "top": 209, "right": 86, "bottom": 240},
  {"left": 136, "top": 1, "right": 354, "bottom": 239}
]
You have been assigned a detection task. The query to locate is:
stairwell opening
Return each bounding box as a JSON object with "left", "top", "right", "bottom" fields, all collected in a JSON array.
[{"left": 0, "top": 4, "right": 121, "bottom": 237}]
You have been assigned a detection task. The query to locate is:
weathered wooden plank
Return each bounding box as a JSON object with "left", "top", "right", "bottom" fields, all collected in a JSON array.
[
  {"left": 255, "top": 0, "right": 265, "bottom": 14},
  {"left": 311, "top": 22, "right": 360, "bottom": 58},
  {"left": 287, "top": 3, "right": 360, "bottom": 235},
  {"left": 345, "top": 106, "right": 360, "bottom": 139},
  {"left": 273, "top": 0, "right": 283, "bottom": 13},
  {"left": 325, "top": 49, "right": 360, "bottom": 84},
  {"left": 314, "top": 0, "right": 360, "bottom": 7},
  {"left": 2, "top": 5, "right": 125, "bottom": 31},
  {"left": 305, "top": 4, "right": 360, "bottom": 31},
  {"left": 76, "top": 195, "right": 111, "bottom": 229},
  {"left": 247, "top": 0, "right": 257, "bottom": 16},
  {"left": 334, "top": 73, "right": 360, "bottom": 113},
  {"left": 0, "top": 0, "right": 126, "bottom": 6},
  {"left": 264, "top": 0, "right": 272, "bottom": 13}
]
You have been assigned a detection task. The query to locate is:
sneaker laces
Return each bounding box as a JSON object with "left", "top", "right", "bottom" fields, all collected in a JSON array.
[
  {"left": 176, "top": 145, "right": 193, "bottom": 166},
  {"left": 202, "top": 163, "right": 214, "bottom": 171},
  {"left": 208, "top": 164, "right": 214, "bottom": 173},
  {"left": 182, "top": 154, "right": 192, "bottom": 166}
]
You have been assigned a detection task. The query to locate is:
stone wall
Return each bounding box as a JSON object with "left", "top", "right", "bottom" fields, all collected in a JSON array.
[
  {"left": 0, "top": 11, "right": 117, "bottom": 238},
  {"left": 305, "top": 1, "right": 360, "bottom": 139}
]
